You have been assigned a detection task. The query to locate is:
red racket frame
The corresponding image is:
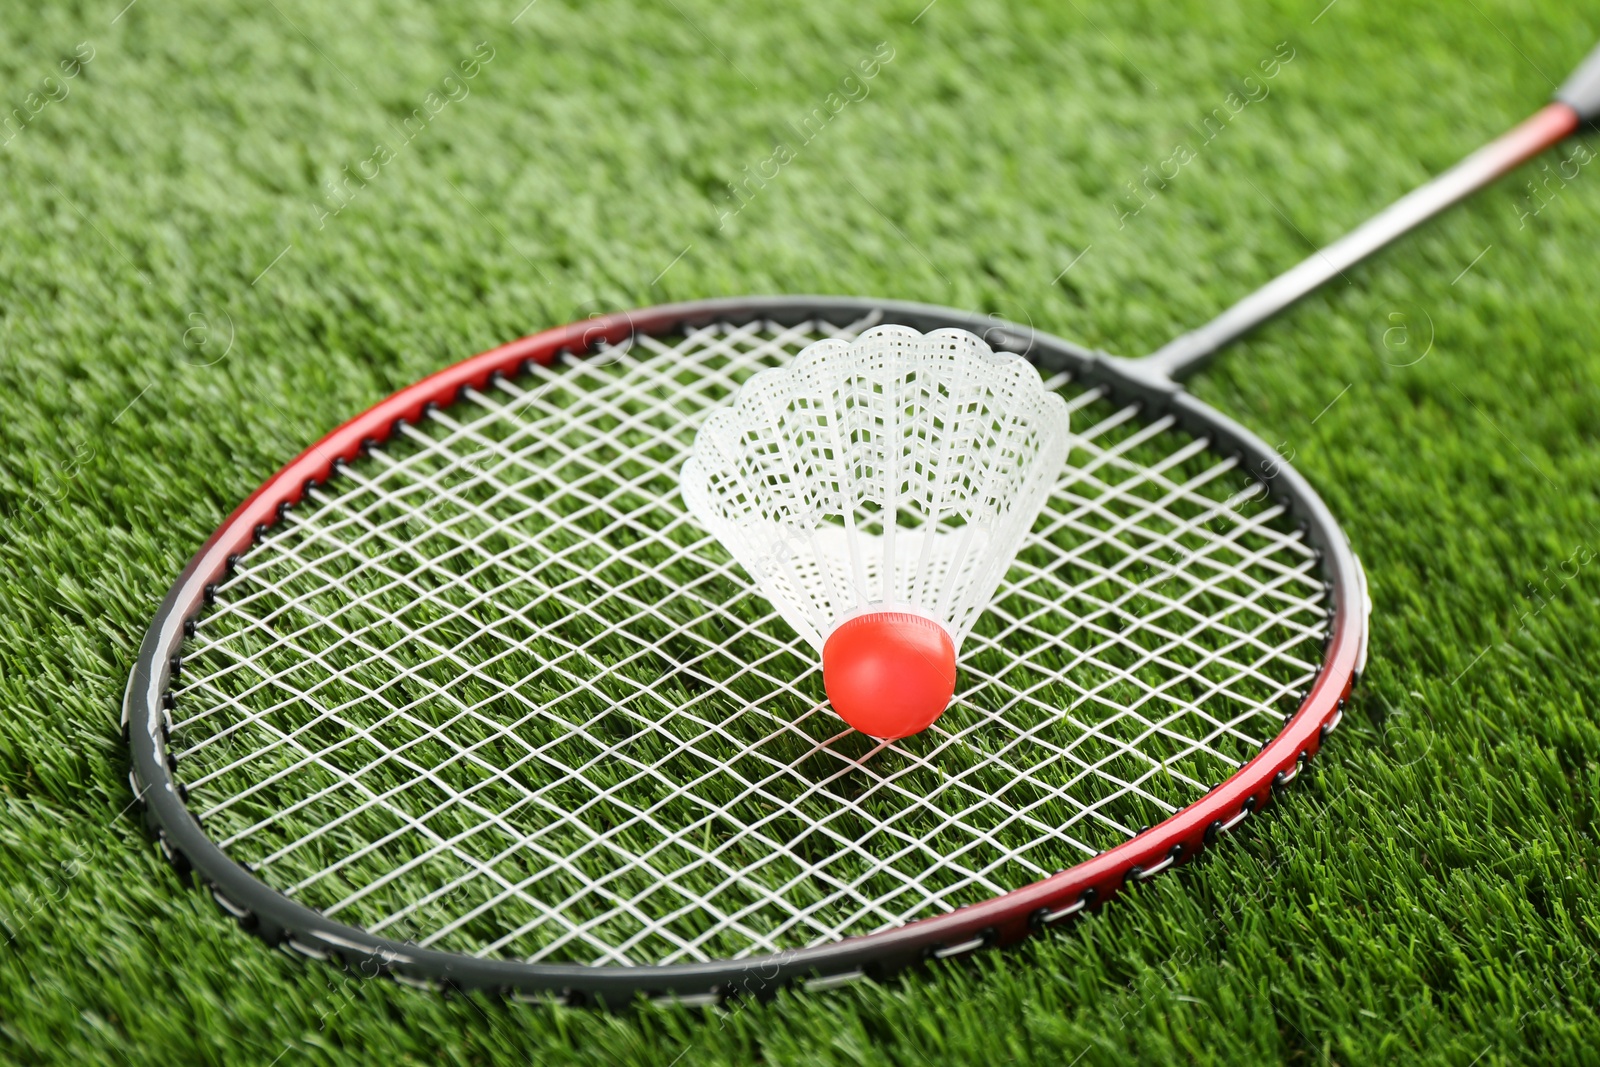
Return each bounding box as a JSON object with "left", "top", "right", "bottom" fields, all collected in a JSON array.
[{"left": 126, "top": 296, "right": 1366, "bottom": 1004}]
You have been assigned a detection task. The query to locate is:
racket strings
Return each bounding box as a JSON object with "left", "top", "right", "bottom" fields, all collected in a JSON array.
[{"left": 171, "top": 318, "right": 1329, "bottom": 966}]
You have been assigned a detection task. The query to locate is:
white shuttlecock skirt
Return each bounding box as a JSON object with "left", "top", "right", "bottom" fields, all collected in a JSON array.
[{"left": 680, "top": 326, "right": 1073, "bottom": 654}]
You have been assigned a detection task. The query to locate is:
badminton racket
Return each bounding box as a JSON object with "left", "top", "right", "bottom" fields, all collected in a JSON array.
[{"left": 125, "top": 41, "right": 1600, "bottom": 1005}]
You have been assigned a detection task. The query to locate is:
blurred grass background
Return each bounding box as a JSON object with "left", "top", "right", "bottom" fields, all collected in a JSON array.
[{"left": 2, "top": 0, "right": 1599, "bottom": 1063}]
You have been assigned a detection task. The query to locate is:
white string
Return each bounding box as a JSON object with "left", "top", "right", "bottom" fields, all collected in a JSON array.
[{"left": 172, "top": 317, "right": 1330, "bottom": 967}]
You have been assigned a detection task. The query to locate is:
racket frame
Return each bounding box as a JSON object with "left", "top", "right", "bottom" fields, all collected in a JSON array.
[{"left": 124, "top": 295, "right": 1367, "bottom": 1004}]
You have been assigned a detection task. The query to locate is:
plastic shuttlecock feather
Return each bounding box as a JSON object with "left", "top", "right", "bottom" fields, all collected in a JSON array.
[{"left": 680, "top": 325, "right": 1072, "bottom": 739}]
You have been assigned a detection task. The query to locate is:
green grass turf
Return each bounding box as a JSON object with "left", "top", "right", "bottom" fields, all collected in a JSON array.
[{"left": 1, "top": 0, "right": 1598, "bottom": 1062}]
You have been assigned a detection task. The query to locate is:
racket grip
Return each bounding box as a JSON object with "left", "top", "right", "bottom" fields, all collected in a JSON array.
[{"left": 1557, "top": 41, "right": 1600, "bottom": 125}]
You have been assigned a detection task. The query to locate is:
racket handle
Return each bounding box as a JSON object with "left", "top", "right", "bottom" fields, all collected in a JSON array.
[{"left": 1557, "top": 41, "right": 1600, "bottom": 125}]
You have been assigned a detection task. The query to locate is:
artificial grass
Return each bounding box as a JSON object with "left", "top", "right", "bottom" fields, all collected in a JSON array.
[{"left": 1, "top": 0, "right": 1598, "bottom": 1063}]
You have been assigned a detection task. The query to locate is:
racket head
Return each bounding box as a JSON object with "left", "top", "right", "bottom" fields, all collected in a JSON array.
[{"left": 124, "top": 296, "right": 1367, "bottom": 1004}]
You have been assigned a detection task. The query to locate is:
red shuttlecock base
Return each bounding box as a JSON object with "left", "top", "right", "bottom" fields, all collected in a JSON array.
[{"left": 821, "top": 612, "right": 958, "bottom": 740}]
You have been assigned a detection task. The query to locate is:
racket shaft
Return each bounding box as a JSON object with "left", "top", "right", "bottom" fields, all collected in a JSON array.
[{"left": 1144, "top": 101, "right": 1580, "bottom": 379}]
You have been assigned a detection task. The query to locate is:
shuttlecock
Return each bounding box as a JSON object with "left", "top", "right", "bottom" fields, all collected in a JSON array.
[{"left": 680, "top": 325, "right": 1072, "bottom": 739}]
